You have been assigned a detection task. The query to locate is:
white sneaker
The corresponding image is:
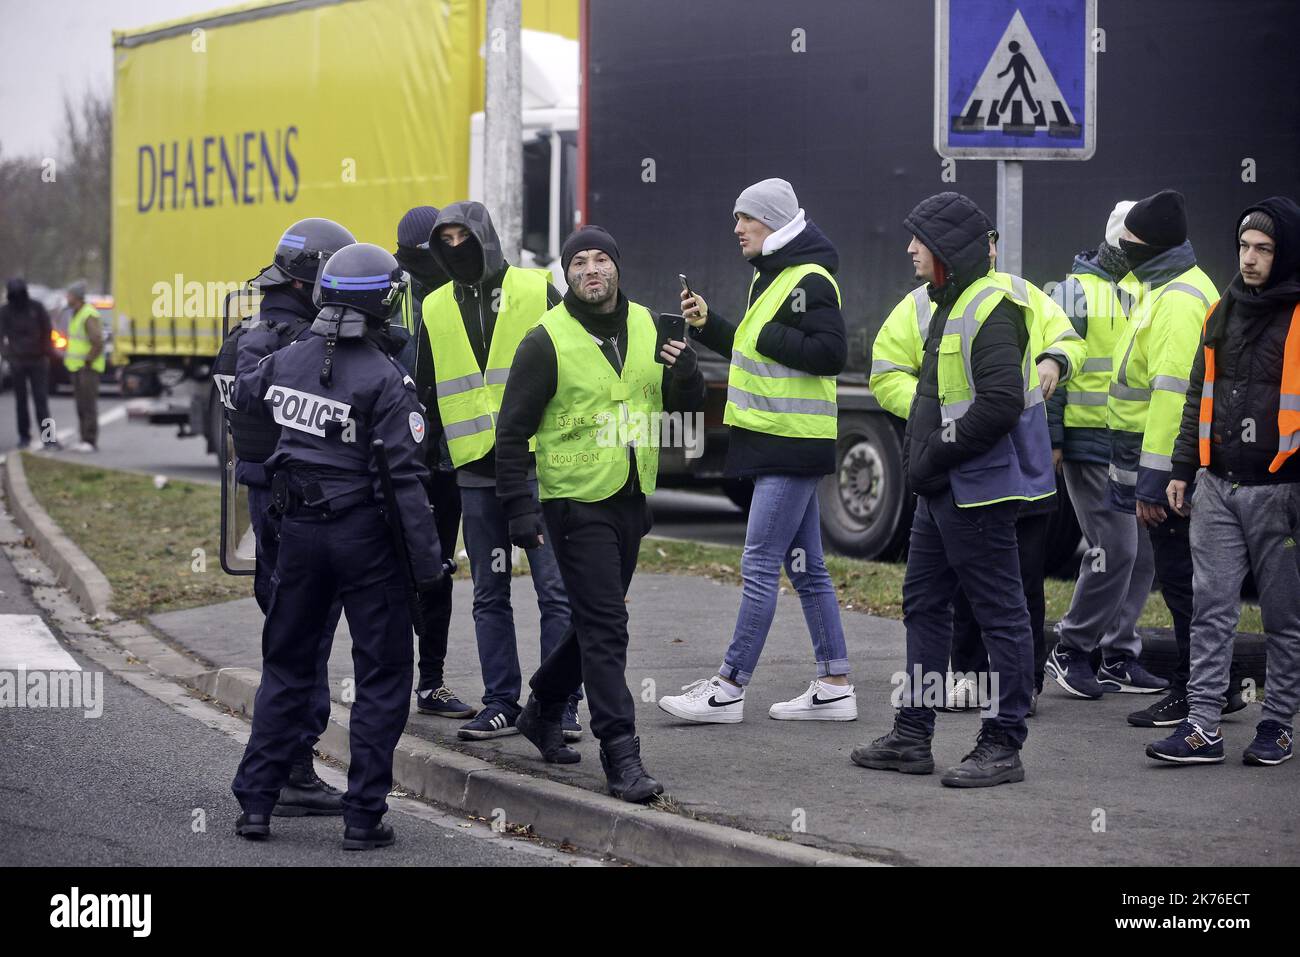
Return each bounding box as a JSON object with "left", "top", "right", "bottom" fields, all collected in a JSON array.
[
  {"left": 768, "top": 680, "right": 858, "bottom": 721},
  {"left": 657, "top": 676, "right": 744, "bottom": 724},
  {"left": 26, "top": 439, "right": 43, "bottom": 452},
  {"left": 942, "top": 675, "right": 979, "bottom": 711},
  {"left": 71, "top": 441, "right": 96, "bottom": 453}
]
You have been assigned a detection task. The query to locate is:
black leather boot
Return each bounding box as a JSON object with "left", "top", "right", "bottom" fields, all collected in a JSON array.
[
  {"left": 517, "top": 696, "right": 581, "bottom": 764},
  {"left": 850, "top": 714, "right": 935, "bottom": 774},
  {"left": 273, "top": 758, "right": 345, "bottom": 817},
  {"left": 599, "top": 735, "right": 663, "bottom": 803},
  {"left": 342, "top": 822, "right": 395, "bottom": 851},
  {"left": 940, "top": 725, "right": 1025, "bottom": 788},
  {"left": 235, "top": 812, "right": 271, "bottom": 840}
]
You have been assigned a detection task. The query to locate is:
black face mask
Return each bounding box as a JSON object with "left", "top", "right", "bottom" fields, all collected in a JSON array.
[
  {"left": 1096, "top": 242, "right": 1130, "bottom": 279},
  {"left": 440, "top": 237, "right": 484, "bottom": 284},
  {"left": 396, "top": 246, "right": 447, "bottom": 288},
  {"left": 1119, "top": 238, "right": 1164, "bottom": 267}
]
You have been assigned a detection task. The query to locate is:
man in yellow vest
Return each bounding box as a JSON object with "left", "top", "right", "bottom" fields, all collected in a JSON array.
[
  {"left": 1044, "top": 202, "right": 1170, "bottom": 702},
  {"left": 1105, "top": 190, "right": 1225, "bottom": 731},
  {"left": 63, "top": 280, "right": 105, "bottom": 453},
  {"left": 853, "top": 192, "right": 1051, "bottom": 787},
  {"left": 495, "top": 226, "right": 706, "bottom": 801},
  {"left": 418, "top": 201, "right": 574, "bottom": 742}
]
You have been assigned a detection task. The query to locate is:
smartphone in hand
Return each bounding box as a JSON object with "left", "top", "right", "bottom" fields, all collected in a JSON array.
[{"left": 655, "top": 312, "right": 687, "bottom": 364}]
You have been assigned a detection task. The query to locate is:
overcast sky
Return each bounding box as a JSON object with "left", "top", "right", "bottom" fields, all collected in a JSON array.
[{"left": 0, "top": 0, "right": 227, "bottom": 159}]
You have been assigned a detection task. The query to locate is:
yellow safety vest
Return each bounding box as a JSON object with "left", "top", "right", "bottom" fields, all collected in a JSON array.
[
  {"left": 534, "top": 301, "right": 662, "bottom": 502},
  {"left": 422, "top": 266, "right": 549, "bottom": 467},
  {"left": 1061, "top": 271, "right": 1127, "bottom": 429},
  {"left": 65, "top": 304, "right": 106, "bottom": 373}
]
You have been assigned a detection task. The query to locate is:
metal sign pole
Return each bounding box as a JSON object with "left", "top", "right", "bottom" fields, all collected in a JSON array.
[{"left": 996, "top": 159, "right": 1024, "bottom": 276}]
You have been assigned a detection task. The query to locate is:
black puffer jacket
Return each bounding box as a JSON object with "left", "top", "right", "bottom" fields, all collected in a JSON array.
[
  {"left": 901, "top": 193, "right": 1030, "bottom": 498},
  {"left": 1172, "top": 196, "right": 1300, "bottom": 485},
  {"left": 0, "top": 279, "right": 52, "bottom": 361},
  {"left": 691, "top": 219, "right": 847, "bottom": 477}
]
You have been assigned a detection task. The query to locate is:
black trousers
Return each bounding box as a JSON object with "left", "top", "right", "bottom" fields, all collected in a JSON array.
[
  {"left": 11, "top": 358, "right": 51, "bottom": 445},
  {"left": 951, "top": 511, "right": 1050, "bottom": 692},
  {"left": 417, "top": 470, "right": 463, "bottom": 690},
  {"left": 530, "top": 493, "right": 649, "bottom": 743},
  {"left": 1148, "top": 512, "right": 1193, "bottom": 690}
]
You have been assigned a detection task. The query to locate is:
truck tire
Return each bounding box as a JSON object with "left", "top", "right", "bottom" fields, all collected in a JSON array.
[
  {"left": 1118, "top": 632, "right": 1268, "bottom": 685},
  {"left": 818, "top": 413, "right": 910, "bottom": 560}
]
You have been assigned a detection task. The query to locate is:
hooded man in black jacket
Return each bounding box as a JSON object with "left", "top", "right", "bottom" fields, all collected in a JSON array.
[
  {"left": 419, "top": 201, "right": 578, "bottom": 742},
  {"left": 1154, "top": 197, "right": 1300, "bottom": 766},
  {"left": 0, "top": 279, "right": 55, "bottom": 450},
  {"left": 852, "top": 192, "right": 1042, "bottom": 788}
]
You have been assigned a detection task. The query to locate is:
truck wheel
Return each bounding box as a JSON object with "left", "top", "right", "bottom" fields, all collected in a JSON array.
[
  {"left": 722, "top": 479, "right": 753, "bottom": 512},
  {"left": 1131, "top": 631, "right": 1268, "bottom": 685},
  {"left": 818, "top": 413, "right": 910, "bottom": 560}
]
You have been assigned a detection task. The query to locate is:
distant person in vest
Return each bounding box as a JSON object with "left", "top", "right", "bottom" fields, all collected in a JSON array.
[
  {"left": 657, "top": 178, "right": 854, "bottom": 725},
  {"left": 64, "top": 281, "right": 104, "bottom": 453},
  {"left": 495, "top": 225, "right": 705, "bottom": 801},
  {"left": 1151, "top": 197, "right": 1300, "bottom": 767},
  {"left": 420, "top": 201, "right": 578, "bottom": 742},
  {"left": 391, "top": 205, "right": 477, "bottom": 721},
  {"left": 1103, "top": 190, "right": 1244, "bottom": 732},
  {"left": 1043, "top": 202, "right": 1170, "bottom": 704},
  {"left": 0, "top": 279, "right": 56, "bottom": 451},
  {"left": 853, "top": 192, "right": 1048, "bottom": 788}
]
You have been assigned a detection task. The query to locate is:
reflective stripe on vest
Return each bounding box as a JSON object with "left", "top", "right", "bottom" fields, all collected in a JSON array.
[
  {"left": 724, "top": 263, "right": 840, "bottom": 439},
  {"left": 1199, "top": 300, "right": 1300, "bottom": 472},
  {"left": 534, "top": 302, "right": 663, "bottom": 502},
  {"left": 65, "top": 304, "right": 106, "bottom": 373},
  {"left": 422, "top": 267, "right": 549, "bottom": 466},
  {"left": 1063, "top": 273, "right": 1127, "bottom": 427}
]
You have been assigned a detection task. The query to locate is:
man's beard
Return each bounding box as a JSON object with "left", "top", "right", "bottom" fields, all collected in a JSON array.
[{"left": 576, "top": 276, "right": 615, "bottom": 306}]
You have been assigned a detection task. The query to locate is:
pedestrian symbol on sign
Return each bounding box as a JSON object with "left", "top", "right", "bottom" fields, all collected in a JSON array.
[{"left": 951, "top": 10, "right": 1081, "bottom": 138}]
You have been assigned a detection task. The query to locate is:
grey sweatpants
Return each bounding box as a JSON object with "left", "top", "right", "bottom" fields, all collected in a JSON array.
[
  {"left": 1055, "top": 460, "right": 1153, "bottom": 659},
  {"left": 1188, "top": 469, "right": 1300, "bottom": 729}
]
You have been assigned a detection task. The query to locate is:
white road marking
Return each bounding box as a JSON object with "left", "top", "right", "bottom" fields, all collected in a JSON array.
[
  {"left": 0, "top": 613, "right": 80, "bottom": 671},
  {"left": 56, "top": 403, "right": 128, "bottom": 444}
]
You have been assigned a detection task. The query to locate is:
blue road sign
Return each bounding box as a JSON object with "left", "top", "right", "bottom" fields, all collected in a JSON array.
[{"left": 935, "top": 0, "right": 1097, "bottom": 160}]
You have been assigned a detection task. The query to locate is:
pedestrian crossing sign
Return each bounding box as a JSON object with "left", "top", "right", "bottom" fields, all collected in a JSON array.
[{"left": 936, "top": 0, "right": 1097, "bottom": 159}]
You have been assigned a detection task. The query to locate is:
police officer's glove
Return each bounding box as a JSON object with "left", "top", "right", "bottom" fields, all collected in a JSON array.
[
  {"left": 508, "top": 512, "right": 545, "bottom": 550},
  {"left": 667, "top": 338, "right": 698, "bottom": 380}
]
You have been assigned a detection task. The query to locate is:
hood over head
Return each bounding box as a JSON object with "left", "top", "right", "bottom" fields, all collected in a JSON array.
[
  {"left": 904, "top": 192, "right": 996, "bottom": 290},
  {"left": 6, "top": 278, "right": 29, "bottom": 305},
  {"left": 1235, "top": 196, "right": 1300, "bottom": 291},
  {"left": 427, "top": 201, "right": 505, "bottom": 286}
]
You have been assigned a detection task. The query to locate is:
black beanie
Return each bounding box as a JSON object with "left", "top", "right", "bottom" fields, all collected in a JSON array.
[
  {"left": 1124, "top": 189, "right": 1187, "bottom": 249},
  {"left": 397, "top": 205, "right": 440, "bottom": 249},
  {"left": 561, "top": 225, "right": 620, "bottom": 276}
]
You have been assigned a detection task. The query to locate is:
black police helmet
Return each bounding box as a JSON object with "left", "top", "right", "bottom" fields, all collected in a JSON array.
[
  {"left": 316, "top": 243, "right": 407, "bottom": 322},
  {"left": 254, "top": 217, "right": 356, "bottom": 287}
]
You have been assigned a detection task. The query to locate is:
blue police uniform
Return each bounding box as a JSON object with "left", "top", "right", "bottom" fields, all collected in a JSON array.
[{"left": 230, "top": 321, "right": 440, "bottom": 832}]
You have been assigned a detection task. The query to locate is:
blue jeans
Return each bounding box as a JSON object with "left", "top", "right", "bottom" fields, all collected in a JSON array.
[
  {"left": 461, "top": 484, "right": 574, "bottom": 717},
  {"left": 720, "top": 474, "right": 849, "bottom": 686},
  {"left": 901, "top": 493, "right": 1034, "bottom": 747}
]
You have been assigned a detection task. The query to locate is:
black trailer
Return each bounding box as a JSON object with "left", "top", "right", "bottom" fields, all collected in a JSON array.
[{"left": 580, "top": 0, "right": 1300, "bottom": 565}]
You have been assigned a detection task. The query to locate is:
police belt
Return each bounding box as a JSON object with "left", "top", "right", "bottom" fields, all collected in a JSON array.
[{"left": 271, "top": 470, "right": 373, "bottom": 518}]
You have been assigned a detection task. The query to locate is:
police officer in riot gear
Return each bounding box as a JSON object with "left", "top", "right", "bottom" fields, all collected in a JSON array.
[
  {"left": 230, "top": 243, "right": 442, "bottom": 850},
  {"left": 213, "top": 217, "right": 356, "bottom": 817}
]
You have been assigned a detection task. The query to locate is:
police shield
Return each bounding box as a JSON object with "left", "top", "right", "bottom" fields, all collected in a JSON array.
[{"left": 219, "top": 286, "right": 259, "bottom": 575}]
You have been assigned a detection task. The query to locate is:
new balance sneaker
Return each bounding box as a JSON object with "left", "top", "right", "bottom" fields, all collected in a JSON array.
[
  {"left": 937, "top": 674, "right": 979, "bottom": 712},
  {"left": 1127, "top": 690, "right": 1189, "bottom": 728},
  {"left": 1045, "top": 646, "right": 1105, "bottom": 699},
  {"left": 1098, "top": 656, "right": 1170, "bottom": 694},
  {"left": 940, "top": 726, "right": 1025, "bottom": 788},
  {"left": 415, "top": 685, "right": 477, "bottom": 718},
  {"left": 850, "top": 716, "right": 934, "bottom": 774},
  {"left": 657, "top": 676, "right": 744, "bottom": 724},
  {"left": 562, "top": 697, "right": 584, "bottom": 741},
  {"left": 1146, "top": 719, "right": 1224, "bottom": 764},
  {"left": 768, "top": 680, "right": 858, "bottom": 721},
  {"left": 1243, "top": 720, "right": 1294, "bottom": 766},
  {"left": 457, "top": 706, "right": 518, "bottom": 740}
]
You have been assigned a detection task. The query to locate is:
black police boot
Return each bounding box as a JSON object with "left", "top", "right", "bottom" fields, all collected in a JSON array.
[
  {"left": 940, "top": 725, "right": 1025, "bottom": 788},
  {"left": 599, "top": 735, "right": 663, "bottom": 803},
  {"left": 235, "top": 812, "right": 271, "bottom": 840},
  {"left": 342, "top": 822, "right": 395, "bottom": 851},
  {"left": 516, "top": 696, "right": 581, "bottom": 764},
  {"left": 850, "top": 713, "right": 935, "bottom": 774},
  {"left": 273, "top": 758, "right": 345, "bottom": 817}
]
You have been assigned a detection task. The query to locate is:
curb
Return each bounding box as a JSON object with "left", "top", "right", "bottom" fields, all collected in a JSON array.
[
  {"left": 3, "top": 456, "right": 880, "bottom": 867},
  {"left": 192, "top": 665, "right": 876, "bottom": 867},
  {"left": 2, "top": 452, "right": 114, "bottom": 620}
]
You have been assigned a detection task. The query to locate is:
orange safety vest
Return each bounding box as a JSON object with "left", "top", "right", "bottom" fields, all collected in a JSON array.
[{"left": 1198, "top": 300, "right": 1300, "bottom": 472}]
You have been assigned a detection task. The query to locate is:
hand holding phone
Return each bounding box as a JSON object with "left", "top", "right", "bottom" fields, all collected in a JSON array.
[
  {"left": 656, "top": 312, "right": 687, "bottom": 365},
  {"left": 679, "top": 274, "right": 708, "bottom": 327}
]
